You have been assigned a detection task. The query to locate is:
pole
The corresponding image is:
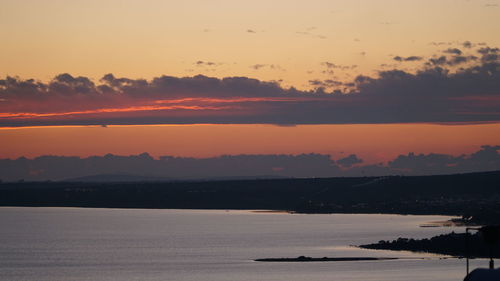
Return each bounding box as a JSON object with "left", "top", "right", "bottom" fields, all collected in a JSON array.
[
  {"left": 466, "top": 228, "right": 470, "bottom": 275},
  {"left": 465, "top": 227, "right": 481, "bottom": 276}
]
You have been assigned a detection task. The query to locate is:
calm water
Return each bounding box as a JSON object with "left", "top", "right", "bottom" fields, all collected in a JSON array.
[{"left": 0, "top": 208, "right": 487, "bottom": 281}]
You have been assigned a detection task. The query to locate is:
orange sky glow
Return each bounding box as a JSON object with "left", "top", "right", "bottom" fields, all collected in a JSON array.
[
  {"left": 1, "top": 123, "right": 499, "bottom": 164},
  {"left": 1, "top": 0, "right": 499, "bottom": 165}
]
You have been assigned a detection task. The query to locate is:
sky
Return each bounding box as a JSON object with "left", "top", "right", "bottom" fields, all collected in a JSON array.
[
  {"left": 2, "top": 0, "right": 500, "bottom": 85},
  {"left": 1, "top": 0, "right": 500, "bottom": 170},
  {"left": 1, "top": 124, "right": 500, "bottom": 165}
]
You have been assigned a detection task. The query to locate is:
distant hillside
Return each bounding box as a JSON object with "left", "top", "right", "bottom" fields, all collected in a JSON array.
[
  {"left": 63, "top": 174, "right": 174, "bottom": 183},
  {"left": 1, "top": 171, "right": 500, "bottom": 223},
  {"left": 63, "top": 174, "right": 289, "bottom": 182}
]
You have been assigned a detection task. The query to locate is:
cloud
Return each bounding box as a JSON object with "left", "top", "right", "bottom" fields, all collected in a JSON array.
[
  {"left": 0, "top": 153, "right": 341, "bottom": 181},
  {"left": 321, "top": 62, "right": 357, "bottom": 70},
  {"left": 250, "top": 64, "right": 284, "bottom": 71},
  {"left": 319, "top": 62, "right": 341, "bottom": 75},
  {"left": 393, "top": 56, "right": 423, "bottom": 62},
  {"left": 337, "top": 154, "right": 363, "bottom": 168},
  {"left": 1, "top": 45, "right": 500, "bottom": 126},
  {"left": 308, "top": 79, "right": 344, "bottom": 89},
  {"left": 251, "top": 64, "right": 266, "bottom": 70},
  {"left": 426, "top": 55, "right": 478, "bottom": 66},
  {"left": 427, "top": 56, "right": 448, "bottom": 66},
  {"left": 477, "top": 47, "right": 499, "bottom": 62},
  {"left": 449, "top": 55, "right": 478, "bottom": 65},
  {"left": 430, "top": 41, "right": 453, "bottom": 46},
  {"left": 195, "top": 61, "right": 217, "bottom": 66},
  {"left": 443, "top": 48, "right": 463, "bottom": 55},
  {"left": 343, "top": 145, "right": 500, "bottom": 176},
  {"left": 477, "top": 47, "right": 499, "bottom": 55},
  {"left": 296, "top": 29, "right": 327, "bottom": 39},
  {"left": 0, "top": 146, "right": 498, "bottom": 181},
  {"left": 463, "top": 41, "right": 473, "bottom": 49},
  {"left": 388, "top": 145, "right": 500, "bottom": 175}
]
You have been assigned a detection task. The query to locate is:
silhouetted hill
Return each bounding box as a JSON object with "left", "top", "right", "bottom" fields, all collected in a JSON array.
[
  {"left": 63, "top": 174, "right": 174, "bottom": 182},
  {"left": 1, "top": 171, "right": 499, "bottom": 222},
  {"left": 63, "top": 174, "right": 289, "bottom": 182}
]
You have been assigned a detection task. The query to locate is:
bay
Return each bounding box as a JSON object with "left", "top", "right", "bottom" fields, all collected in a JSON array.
[{"left": 0, "top": 207, "right": 486, "bottom": 281}]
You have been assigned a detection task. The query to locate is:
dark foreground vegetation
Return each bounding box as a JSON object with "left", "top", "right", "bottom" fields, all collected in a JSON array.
[
  {"left": 1, "top": 171, "right": 499, "bottom": 224},
  {"left": 360, "top": 231, "right": 500, "bottom": 258}
]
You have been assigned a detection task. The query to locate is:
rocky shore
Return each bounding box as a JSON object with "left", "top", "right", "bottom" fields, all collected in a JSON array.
[{"left": 359, "top": 232, "right": 500, "bottom": 258}]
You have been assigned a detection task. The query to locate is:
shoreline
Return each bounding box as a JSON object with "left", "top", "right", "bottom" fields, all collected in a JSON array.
[
  {"left": 359, "top": 231, "right": 500, "bottom": 259},
  {"left": 2, "top": 171, "right": 498, "bottom": 226},
  {"left": 0, "top": 206, "right": 459, "bottom": 218},
  {"left": 255, "top": 256, "right": 402, "bottom": 262}
]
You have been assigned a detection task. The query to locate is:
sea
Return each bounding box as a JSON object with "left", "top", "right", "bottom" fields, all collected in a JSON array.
[{"left": 0, "top": 207, "right": 489, "bottom": 281}]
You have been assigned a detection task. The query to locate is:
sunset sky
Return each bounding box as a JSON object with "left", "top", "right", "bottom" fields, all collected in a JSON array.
[{"left": 1, "top": 0, "right": 499, "bottom": 164}]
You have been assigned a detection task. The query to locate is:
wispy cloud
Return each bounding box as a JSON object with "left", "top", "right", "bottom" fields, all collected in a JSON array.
[
  {"left": 393, "top": 56, "right": 423, "bottom": 62},
  {"left": 295, "top": 28, "right": 327, "bottom": 39},
  {"left": 321, "top": 62, "right": 358, "bottom": 70},
  {"left": 195, "top": 61, "right": 223, "bottom": 67},
  {"left": 250, "top": 64, "right": 285, "bottom": 71}
]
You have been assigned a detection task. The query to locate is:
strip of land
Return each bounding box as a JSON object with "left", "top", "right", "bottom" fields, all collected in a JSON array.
[
  {"left": 255, "top": 256, "right": 399, "bottom": 262},
  {"left": 1, "top": 171, "right": 499, "bottom": 225}
]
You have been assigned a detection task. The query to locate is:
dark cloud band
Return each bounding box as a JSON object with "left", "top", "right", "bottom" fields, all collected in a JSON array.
[
  {"left": 1, "top": 46, "right": 499, "bottom": 126},
  {"left": 0, "top": 146, "right": 498, "bottom": 181}
]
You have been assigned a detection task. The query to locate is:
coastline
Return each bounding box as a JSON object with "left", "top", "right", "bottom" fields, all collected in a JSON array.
[
  {"left": 255, "top": 256, "right": 401, "bottom": 262},
  {"left": 359, "top": 231, "right": 500, "bottom": 259}
]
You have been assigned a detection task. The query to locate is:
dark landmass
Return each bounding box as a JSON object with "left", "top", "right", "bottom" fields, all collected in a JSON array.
[
  {"left": 359, "top": 232, "right": 500, "bottom": 258},
  {"left": 255, "top": 256, "right": 399, "bottom": 262},
  {"left": 63, "top": 174, "right": 288, "bottom": 183},
  {"left": 1, "top": 171, "right": 499, "bottom": 225},
  {"left": 63, "top": 174, "right": 175, "bottom": 183}
]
